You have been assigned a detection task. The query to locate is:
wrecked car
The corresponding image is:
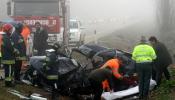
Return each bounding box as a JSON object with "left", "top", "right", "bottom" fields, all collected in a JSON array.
[{"left": 21, "top": 44, "right": 155, "bottom": 100}]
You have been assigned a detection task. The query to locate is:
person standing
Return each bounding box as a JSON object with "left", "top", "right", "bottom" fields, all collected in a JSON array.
[
  {"left": 149, "top": 36, "right": 172, "bottom": 86},
  {"left": 21, "top": 23, "right": 31, "bottom": 46},
  {"left": 1, "top": 24, "right": 17, "bottom": 87},
  {"left": 11, "top": 23, "right": 26, "bottom": 83},
  {"left": 33, "top": 22, "right": 48, "bottom": 56},
  {"left": 132, "top": 36, "right": 156, "bottom": 100}
]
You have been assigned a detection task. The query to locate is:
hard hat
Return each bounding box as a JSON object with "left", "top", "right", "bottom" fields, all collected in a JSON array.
[{"left": 2, "top": 23, "right": 13, "bottom": 32}]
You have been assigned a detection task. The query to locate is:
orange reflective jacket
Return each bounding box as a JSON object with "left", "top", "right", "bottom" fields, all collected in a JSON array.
[
  {"left": 21, "top": 26, "right": 30, "bottom": 46},
  {"left": 104, "top": 59, "right": 122, "bottom": 79}
]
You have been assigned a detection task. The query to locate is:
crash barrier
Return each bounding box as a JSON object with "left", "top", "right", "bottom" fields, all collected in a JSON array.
[{"left": 102, "top": 79, "right": 157, "bottom": 100}]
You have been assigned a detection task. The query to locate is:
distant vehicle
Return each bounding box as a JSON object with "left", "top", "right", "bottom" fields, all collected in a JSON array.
[
  {"left": 69, "top": 19, "right": 85, "bottom": 47},
  {"left": 58, "top": 19, "right": 85, "bottom": 47},
  {"left": 7, "top": 0, "right": 62, "bottom": 45}
]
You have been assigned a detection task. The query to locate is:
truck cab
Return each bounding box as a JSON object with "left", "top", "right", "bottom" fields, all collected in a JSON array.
[{"left": 7, "top": 0, "right": 62, "bottom": 45}]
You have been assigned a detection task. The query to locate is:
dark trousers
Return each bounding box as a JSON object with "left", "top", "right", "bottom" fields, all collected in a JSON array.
[
  {"left": 14, "top": 60, "right": 22, "bottom": 81},
  {"left": 152, "top": 66, "right": 170, "bottom": 86},
  {"left": 4, "top": 64, "right": 14, "bottom": 85},
  {"left": 89, "top": 79, "right": 103, "bottom": 100},
  {"left": 136, "top": 62, "right": 152, "bottom": 99}
]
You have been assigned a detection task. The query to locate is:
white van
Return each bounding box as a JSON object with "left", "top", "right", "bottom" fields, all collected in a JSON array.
[
  {"left": 57, "top": 19, "right": 85, "bottom": 47},
  {"left": 69, "top": 19, "right": 85, "bottom": 46}
]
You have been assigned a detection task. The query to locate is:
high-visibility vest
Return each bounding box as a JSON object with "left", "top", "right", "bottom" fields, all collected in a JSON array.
[
  {"left": 21, "top": 26, "right": 31, "bottom": 46},
  {"left": 103, "top": 59, "right": 122, "bottom": 79},
  {"left": 132, "top": 44, "right": 157, "bottom": 63}
]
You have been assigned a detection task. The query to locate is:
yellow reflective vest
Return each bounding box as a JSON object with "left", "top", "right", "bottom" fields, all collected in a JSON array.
[{"left": 132, "top": 44, "right": 156, "bottom": 63}]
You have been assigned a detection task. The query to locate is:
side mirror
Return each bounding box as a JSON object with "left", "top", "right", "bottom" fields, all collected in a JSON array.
[{"left": 7, "top": 2, "right": 11, "bottom": 16}]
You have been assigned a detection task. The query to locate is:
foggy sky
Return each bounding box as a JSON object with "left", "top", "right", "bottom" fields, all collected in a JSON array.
[
  {"left": 70, "top": 0, "right": 158, "bottom": 42},
  {"left": 0, "top": 0, "right": 8, "bottom": 20},
  {"left": 70, "top": 0, "right": 156, "bottom": 22}
]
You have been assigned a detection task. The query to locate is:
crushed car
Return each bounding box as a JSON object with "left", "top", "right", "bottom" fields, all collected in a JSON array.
[{"left": 21, "top": 44, "right": 156, "bottom": 100}]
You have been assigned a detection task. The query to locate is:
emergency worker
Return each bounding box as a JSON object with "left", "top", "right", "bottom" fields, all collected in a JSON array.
[
  {"left": 88, "top": 68, "right": 114, "bottom": 100},
  {"left": 21, "top": 23, "right": 30, "bottom": 46},
  {"left": 11, "top": 23, "right": 26, "bottom": 83},
  {"left": 1, "top": 24, "right": 17, "bottom": 87},
  {"left": 132, "top": 36, "right": 156, "bottom": 100},
  {"left": 100, "top": 58, "right": 123, "bottom": 79},
  {"left": 88, "top": 57, "right": 124, "bottom": 100}
]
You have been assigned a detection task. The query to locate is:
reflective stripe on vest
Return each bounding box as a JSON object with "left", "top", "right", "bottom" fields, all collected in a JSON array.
[
  {"left": 47, "top": 75, "right": 58, "bottom": 80},
  {"left": 16, "top": 56, "right": 27, "bottom": 60},
  {"left": 1, "top": 60, "right": 15, "bottom": 64},
  {"left": 5, "top": 77, "right": 12, "bottom": 81}
]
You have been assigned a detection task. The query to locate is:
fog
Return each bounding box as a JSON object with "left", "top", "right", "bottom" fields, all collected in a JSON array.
[
  {"left": 70, "top": 0, "right": 158, "bottom": 41},
  {"left": 71, "top": 0, "right": 155, "bottom": 20},
  {"left": 0, "top": 0, "right": 9, "bottom": 20},
  {"left": 0, "top": 0, "right": 174, "bottom": 61},
  {"left": 70, "top": 0, "right": 175, "bottom": 61}
]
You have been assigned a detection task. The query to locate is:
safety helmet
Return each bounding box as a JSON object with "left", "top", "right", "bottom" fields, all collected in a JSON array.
[{"left": 2, "top": 23, "right": 13, "bottom": 32}]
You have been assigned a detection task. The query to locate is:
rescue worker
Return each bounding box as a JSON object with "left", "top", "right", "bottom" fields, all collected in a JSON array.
[
  {"left": 1, "top": 24, "right": 17, "bottom": 87},
  {"left": 88, "top": 68, "right": 114, "bottom": 100},
  {"left": 21, "top": 23, "right": 30, "bottom": 46},
  {"left": 132, "top": 36, "right": 156, "bottom": 100},
  {"left": 88, "top": 57, "right": 124, "bottom": 100},
  {"left": 11, "top": 23, "right": 26, "bottom": 83},
  {"left": 33, "top": 22, "right": 48, "bottom": 56},
  {"left": 149, "top": 36, "right": 172, "bottom": 86}
]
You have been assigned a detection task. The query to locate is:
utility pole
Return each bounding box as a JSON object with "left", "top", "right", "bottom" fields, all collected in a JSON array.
[{"left": 61, "top": 0, "right": 70, "bottom": 47}]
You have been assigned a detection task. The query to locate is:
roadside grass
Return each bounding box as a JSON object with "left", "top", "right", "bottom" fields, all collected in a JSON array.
[
  {"left": 0, "top": 81, "right": 51, "bottom": 100},
  {"left": 150, "top": 66, "right": 175, "bottom": 100}
]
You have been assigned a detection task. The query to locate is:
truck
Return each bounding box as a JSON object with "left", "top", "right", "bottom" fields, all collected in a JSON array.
[
  {"left": 6, "top": 0, "right": 85, "bottom": 47},
  {"left": 7, "top": 0, "right": 62, "bottom": 45}
]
